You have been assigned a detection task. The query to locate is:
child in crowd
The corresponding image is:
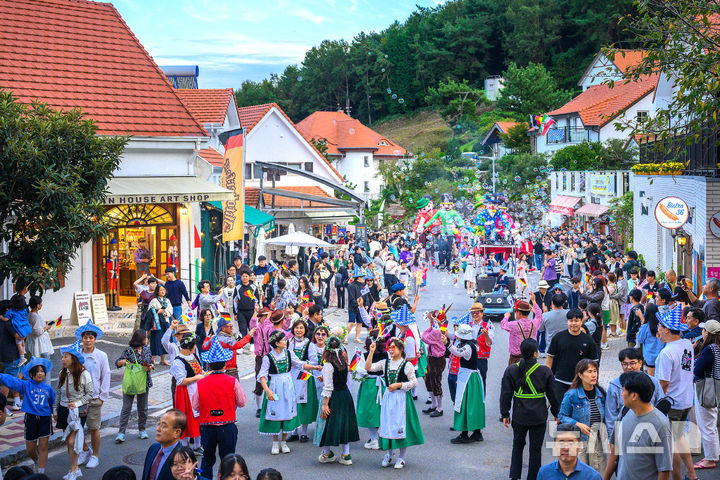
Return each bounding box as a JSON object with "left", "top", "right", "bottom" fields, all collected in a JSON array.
[
  {"left": 5, "top": 294, "right": 32, "bottom": 363},
  {"left": 450, "top": 261, "right": 461, "bottom": 286}
]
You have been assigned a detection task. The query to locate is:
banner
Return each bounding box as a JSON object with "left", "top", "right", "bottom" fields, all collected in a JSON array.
[
  {"left": 589, "top": 174, "right": 614, "bottom": 195},
  {"left": 220, "top": 129, "right": 245, "bottom": 243}
]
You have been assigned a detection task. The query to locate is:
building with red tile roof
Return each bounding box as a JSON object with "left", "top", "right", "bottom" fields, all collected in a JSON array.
[
  {"left": 176, "top": 89, "right": 236, "bottom": 125},
  {"left": 577, "top": 49, "right": 648, "bottom": 91},
  {"left": 296, "top": 110, "right": 407, "bottom": 200},
  {"left": 481, "top": 121, "right": 526, "bottom": 159}
]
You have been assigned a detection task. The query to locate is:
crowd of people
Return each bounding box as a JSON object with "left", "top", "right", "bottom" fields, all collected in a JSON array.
[{"left": 0, "top": 224, "right": 719, "bottom": 480}]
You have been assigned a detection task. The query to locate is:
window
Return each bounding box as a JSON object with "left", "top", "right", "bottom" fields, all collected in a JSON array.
[
  {"left": 570, "top": 172, "right": 575, "bottom": 191},
  {"left": 245, "top": 163, "right": 253, "bottom": 180},
  {"left": 562, "top": 173, "right": 567, "bottom": 191},
  {"left": 253, "top": 164, "right": 262, "bottom": 179},
  {"left": 364, "top": 181, "right": 370, "bottom": 192},
  {"left": 637, "top": 111, "right": 649, "bottom": 122},
  {"left": 378, "top": 140, "right": 388, "bottom": 146},
  {"left": 364, "top": 156, "right": 370, "bottom": 167},
  {"left": 304, "top": 162, "right": 314, "bottom": 172}
]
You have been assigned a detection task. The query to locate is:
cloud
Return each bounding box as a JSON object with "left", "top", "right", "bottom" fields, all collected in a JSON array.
[{"left": 294, "top": 8, "right": 327, "bottom": 24}]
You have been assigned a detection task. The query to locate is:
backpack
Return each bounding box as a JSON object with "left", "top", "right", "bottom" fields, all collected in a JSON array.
[{"left": 334, "top": 272, "right": 343, "bottom": 287}]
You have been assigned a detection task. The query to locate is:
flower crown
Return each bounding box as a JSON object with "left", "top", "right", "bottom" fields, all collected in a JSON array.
[
  {"left": 385, "top": 336, "right": 405, "bottom": 349},
  {"left": 324, "top": 335, "right": 344, "bottom": 353}
]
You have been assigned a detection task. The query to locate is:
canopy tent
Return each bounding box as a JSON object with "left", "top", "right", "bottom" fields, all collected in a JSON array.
[
  {"left": 575, "top": 203, "right": 609, "bottom": 217},
  {"left": 208, "top": 202, "right": 275, "bottom": 237},
  {"left": 264, "top": 231, "right": 333, "bottom": 248}
]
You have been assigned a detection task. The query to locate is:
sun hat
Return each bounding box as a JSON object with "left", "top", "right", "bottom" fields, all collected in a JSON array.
[
  {"left": 60, "top": 340, "right": 85, "bottom": 364},
  {"left": 173, "top": 324, "right": 191, "bottom": 336},
  {"left": 456, "top": 324, "right": 474, "bottom": 340},
  {"left": 537, "top": 280, "right": 550, "bottom": 289},
  {"left": 515, "top": 300, "right": 532, "bottom": 312},
  {"left": 21, "top": 356, "right": 52, "bottom": 380},
  {"left": 390, "top": 305, "right": 415, "bottom": 326},
  {"left": 269, "top": 309, "right": 285, "bottom": 324},
  {"left": 200, "top": 337, "right": 233, "bottom": 363},
  {"left": 74, "top": 319, "right": 103, "bottom": 340},
  {"left": 658, "top": 306, "right": 688, "bottom": 332},
  {"left": 374, "top": 301, "right": 390, "bottom": 314},
  {"left": 469, "top": 303, "right": 485, "bottom": 312}
]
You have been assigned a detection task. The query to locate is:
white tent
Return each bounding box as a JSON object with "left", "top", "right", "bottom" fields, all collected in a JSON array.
[
  {"left": 254, "top": 227, "right": 267, "bottom": 264},
  {"left": 265, "top": 231, "right": 333, "bottom": 248}
]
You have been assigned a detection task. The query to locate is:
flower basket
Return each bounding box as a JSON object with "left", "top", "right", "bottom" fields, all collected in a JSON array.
[{"left": 631, "top": 162, "right": 686, "bottom": 176}]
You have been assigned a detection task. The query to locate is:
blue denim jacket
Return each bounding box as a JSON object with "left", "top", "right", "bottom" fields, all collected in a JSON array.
[{"left": 558, "top": 386, "right": 606, "bottom": 440}]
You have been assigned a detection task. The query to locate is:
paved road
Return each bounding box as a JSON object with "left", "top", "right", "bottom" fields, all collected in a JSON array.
[{"left": 5, "top": 269, "right": 714, "bottom": 480}]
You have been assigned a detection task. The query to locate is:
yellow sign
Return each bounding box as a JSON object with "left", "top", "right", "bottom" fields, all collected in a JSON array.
[
  {"left": 589, "top": 174, "right": 614, "bottom": 195},
  {"left": 221, "top": 132, "right": 245, "bottom": 242}
]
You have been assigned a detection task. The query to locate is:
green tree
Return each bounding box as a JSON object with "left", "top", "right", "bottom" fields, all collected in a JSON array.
[
  {"left": 496, "top": 62, "right": 574, "bottom": 117},
  {"left": 234, "top": 79, "right": 278, "bottom": 108},
  {"left": 0, "top": 91, "right": 126, "bottom": 293},
  {"left": 425, "top": 79, "right": 488, "bottom": 126},
  {"left": 551, "top": 140, "right": 637, "bottom": 170},
  {"left": 499, "top": 123, "right": 531, "bottom": 153}
]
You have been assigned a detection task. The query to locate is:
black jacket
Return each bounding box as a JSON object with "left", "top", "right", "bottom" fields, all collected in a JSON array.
[
  {"left": 347, "top": 280, "right": 364, "bottom": 314},
  {"left": 500, "top": 359, "right": 560, "bottom": 426}
]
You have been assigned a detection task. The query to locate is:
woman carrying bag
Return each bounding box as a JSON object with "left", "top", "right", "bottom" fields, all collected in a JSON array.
[
  {"left": 693, "top": 320, "right": 720, "bottom": 470},
  {"left": 115, "top": 329, "right": 154, "bottom": 443},
  {"left": 146, "top": 284, "right": 172, "bottom": 365}
]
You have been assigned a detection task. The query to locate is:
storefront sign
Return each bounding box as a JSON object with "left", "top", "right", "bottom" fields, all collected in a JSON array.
[
  {"left": 70, "top": 291, "right": 93, "bottom": 325},
  {"left": 221, "top": 129, "right": 245, "bottom": 243},
  {"left": 707, "top": 267, "right": 720, "bottom": 279},
  {"left": 589, "top": 174, "right": 615, "bottom": 195},
  {"left": 654, "top": 196, "right": 689, "bottom": 229},
  {"left": 709, "top": 212, "right": 720, "bottom": 239},
  {"left": 91, "top": 294, "right": 109, "bottom": 325},
  {"left": 106, "top": 194, "right": 217, "bottom": 205}
]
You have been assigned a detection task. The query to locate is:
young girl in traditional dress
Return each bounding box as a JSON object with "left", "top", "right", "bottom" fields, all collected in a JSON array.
[
  {"left": 308, "top": 325, "right": 329, "bottom": 403},
  {"left": 286, "top": 319, "right": 318, "bottom": 443},
  {"left": 170, "top": 333, "right": 205, "bottom": 453},
  {"left": 355, "top": 329, "right": 387, "bottom": 450},
  {"left": 517, "top": 254, "right": 529, "bottom": 296},
  {"left": 463, "top": 254, "right": 477, "bottom": 297},
  {"left": 448, "top": 324, "right": 485, "bottom": 444},
  {"left": 365, "top": 337, "right": 424, "bottom": 469},
  {"left": 258, "top": 330, "right": 319, "bottom": 455},
  {"left": 315, "top": 336, "right": 360, "bottom": 465}
]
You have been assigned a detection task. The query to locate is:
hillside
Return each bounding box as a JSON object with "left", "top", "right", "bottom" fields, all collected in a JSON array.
[{"left": 372, "top": 110, "right": 452, "bottom": 154}]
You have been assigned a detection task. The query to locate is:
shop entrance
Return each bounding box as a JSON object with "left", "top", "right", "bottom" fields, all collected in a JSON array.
[{"left": 94, "top": 204, "right": 180, "bottom": 304}]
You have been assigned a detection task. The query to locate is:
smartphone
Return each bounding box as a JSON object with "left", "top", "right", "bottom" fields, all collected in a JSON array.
[{"left": 47, "top": 321, "right": 55, "bottom": 326}]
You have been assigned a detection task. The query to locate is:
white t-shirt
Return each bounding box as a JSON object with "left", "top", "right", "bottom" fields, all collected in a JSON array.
[{"left": 655, "top": 338, "right": 695, "bottom": 409}]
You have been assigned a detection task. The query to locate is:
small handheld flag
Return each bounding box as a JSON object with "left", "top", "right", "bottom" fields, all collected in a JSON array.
[
  {"left": 518, "top": 277, "right": 528, "bottom": 287},
  {"left": 244, "top": 290, "right": 256, "bottom": 301},
  {"left": 219, "top": 297, "right": 227, "bottom": 308},
  {"left": 360, "top": 286, "right": 370, "bottom": 296},
  {"left": 349, "top": 351, "right": 361, "bottom": 371},
  {"left": 297, "top": 371, "right": 312, "bottom": 381},
  {"left": 55, "top": 316, "right": 63, "bottom": 328},
  {"left": 220, "top": 312, "right": 231, "bottom": 321}
]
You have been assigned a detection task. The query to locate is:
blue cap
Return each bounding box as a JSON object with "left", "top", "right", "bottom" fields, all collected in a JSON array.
[
  {"left": 201, "top": 337, "right": 233, "bottom": 363},
  {"left": 353, "top": 265, "right": 366, "bottom": 278},
  {"left": 390, "top": 282, "right": 406, "bottom": 292},
  {"left": 21, "top": 356, "right": 52, "bottom": 381},
  {"left": 74, "top": 319, "right": 103, "bottom": 340},
  {"left": 365, "top": 273, "right": 375, "bottom": 280},
  {"left": 658, "top": 306, "right": 687, "bottom": 332},
  {"left": 217, "top": 317, "right": 232, "bottom": 329},
  {"left": 60, "top": 340, "right": 85, "bottom": 365},
  {"left": 455, "top": 312, "right": 472, "bottom": 325},
  {"left": 390, "top": 305, "right": 415, "bottom": 326}
]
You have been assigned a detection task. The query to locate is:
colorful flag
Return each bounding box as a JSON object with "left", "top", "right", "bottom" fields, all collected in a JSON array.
[
  {"left": 244, "top": 290, "right": 256, "bottom": 301},
  {"left": 219, "top": 297, "right": 227, "bottom": 308},
  {"left": 532, "top": 114, "right": 555, "bottom": 136},
  {"left": 297, "top": 371, "right": 311, "bottom": 381},
  {"left": 377, "top": 322, "right": 385, "bottom": 337},
  {"left": 220, "top": 312, "right": 231, "bottom": 321},
  {"left": 220, "top": 128, "right": 245, "bottom": 243},
  {"left": 181, "top": 311, "right": 194, "bottom": 323},
  {"left": 55, "top": 315, "right": 62, "bottom": 328},
  {"left": 349, "top": 351, "right": 361, "bottom": 371},
  {"left": 517, "top": 277, "right": 528, "bottom": 287},
  {"left": 439, "top": 320, "right": 448, "bottom": 332}
]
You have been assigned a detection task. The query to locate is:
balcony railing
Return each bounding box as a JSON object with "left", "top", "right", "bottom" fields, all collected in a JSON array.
[
  {"left": 546, "top": 127, "right": 588, "bottom": 145},
  {"left": 638, "top": 123, "right": 720, "bottom": 177}
]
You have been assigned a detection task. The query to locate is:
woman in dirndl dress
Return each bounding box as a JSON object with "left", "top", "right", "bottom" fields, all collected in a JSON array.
[
  {"left": 258, "top": 330, "right": 320, "bottom": 455},
  {"left": 448, "top": 324, "right": 486, "bottom": 444},
  {"left": 286, "top": 319, "right": 318, "bottom": 443},
  {"left": 355, "top": 329, "right": 387, "bottom": 450},
  {"left": 315, "top": 336, "right": 360, "bottom": 465},
  {"left": 365, "top": 337, "right": 425, "bottom": 470},
  {"left": 308, "top": 325, "right": 329, "bottom": 402}
]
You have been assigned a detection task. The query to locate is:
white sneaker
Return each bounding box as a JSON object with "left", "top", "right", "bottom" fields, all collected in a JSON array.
[
  {"left": 318, "top": 451, "right": 337, "bottom": 463},
  {"left": 63, "top": 470, "right": 82, "bottom": 480},
  {"left": 271, "top": 443, "right": 280, "bottom": 455},
  {"left": 339, "top": 454, "right": 352, "bottom": 465},
  {"left": 364, "top": 438, "right": 379, "bottom": 450},
  {"left": 381, "top": 452, "right": 394, "bottom": 467},
  {"left": 78, "top": 449, "right": 92, "bottom": 466},
  {"left": 601, "top": 343, "right": 609, "bottom": 350},
  {"left": 280, "top": 442, "right": 290, "bottom": 454},
  {"left": 86, "top": 456, "right": 99, "bottom": 469},
  {"left": 394, "top": 458, "right": 406, "bottom": 469}
]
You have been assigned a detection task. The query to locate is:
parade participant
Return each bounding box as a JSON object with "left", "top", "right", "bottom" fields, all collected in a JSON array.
[
  {"left": 309, "top": 325, "right": 329, "bottom": 403},
  {"left": 26, "top": 296, "right": 54, "bottom": 368},
  {"left": 146, "top": 284, "right": 172, "bottom": 366},
  {"left": 234, "top": 269, "right": 256, "bottom": 337},
  {"left": 546, "top": 309, "right": 599, "bottom": 400},
  {"left": 356, "top": 329, "right": 387, "bottom": 449},
  {"left": 286, "top": 319, "right": 318, "bottom": 443},
  {"left": 171, "top": 332, "right": 204, "bottom": 455},
  {"left": 366, "top": 337, "right": 424, "bottom": 469},
  {"left": 162, "top": 320, "right": 191, "bottom": 402},
  {"left": 194, "top": 309, "right": 215, "bottom": 354},
  {"left": 389, "top": 283, "right": 420, "bottom": 313},
  {"left": 464, "top": 254, "right": 477, "bottom": 297},
  {"left": 55, "top": 343, "right": 94, "bottom": 480},
  {"left": 604, "top": 348, "right": 663, "bottom": 442},
  {"left": 501, "top": 298, "right": 543, "bottom": 365},
  {"left": 249, "top": 307, "right": 276, "bottom": 417},
  {"left": 75, "top": 320, "right": 110, "bottom": 470},
  {"left": 6, "top": 293, "right": 31, "bottom": 363},
  {"left": 164, "top": 267, "right": 190, "bottom": 323},
  {"left": 391, "top": 306, "right": 419, "bottom": 396},
  {"left": 346, "top": 266, "right": 366, "bottom": 341},
  {"left": 448, "top": 324, "right": 485, "bottom": 443},
  {"left": 558, "top": 359, "right": 607, "bottom": 473},
  {"left": 500, "top": 339, "right": 560, "bottom": 480},
  {"left": 315, "top": 335, "right": 360, "bottom": 465},
  {"left": 625, "top": 289, "right": 644, "bottom": 348},
  {"left": 191, "top": 337, "right": 247, "bottom": 477},
  {"left": 421, "top": 311, "right": 447, "bottom": 417},
  {"left": 0, "top": 357, "right": 54, "bottom": 474},
  {"left": 258, "top": 330, "right": 319, "bottom": 455},
  {"left": 469, "top": 302, "right": 493, "bottom": 393},
  {"left": 200, "top": 317, "right": 254, "bottom": 381},
  {"left": 115, "top": 330, "right": 153, "bottom": 443},
  {"left": 220, "top": 275, "right": 237, "bottom": 333}
]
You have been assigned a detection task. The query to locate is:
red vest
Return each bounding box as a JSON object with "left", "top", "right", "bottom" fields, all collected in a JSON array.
[
  {"left": 401, "top": 329, "right": 418, "bottom": 366},
  {"left": 477, "top": 321, "right": 492, "bottom": 359},
  {"left": 197, "top": 372, "right": 237, "bottom": 425}
]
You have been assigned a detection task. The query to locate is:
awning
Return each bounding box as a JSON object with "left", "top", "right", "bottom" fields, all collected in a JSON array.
[
  {"left": 105, "top": 176, "right": 233, "bottom": 205},
  {"left": 245, "top": 205, "right": 275, "bottom": 235},
  {"left": 548, "top": 195, "right": 582, "bottom": 215},
  {"left": 576, "top": 203, "right": 609, "bottom": 217}
]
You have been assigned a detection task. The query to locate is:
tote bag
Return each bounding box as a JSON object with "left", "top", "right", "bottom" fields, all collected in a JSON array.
[{"left": 122, "top": 349, "right": 147, "bottom": 395}]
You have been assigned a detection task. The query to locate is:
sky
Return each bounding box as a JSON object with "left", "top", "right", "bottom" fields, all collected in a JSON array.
[{"left": 112, "top": 0, "right": 445, "bottom": 88}]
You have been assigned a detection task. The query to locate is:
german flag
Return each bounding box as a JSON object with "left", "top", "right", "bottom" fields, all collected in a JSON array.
[
  {"left": 55, "top": 316, "right": 62, "bottom": 328},
  {"left": 244, "top": 290, "right": 256, "bottom": 301},
  {"left": 220, "top": 312, "right": 231, "bottom": 321},
  {"left": 297, "top": 371, "right": 311, "bottom": 381},
  {"left": 349, "top": 351, "right": 361, "bottom": 371}
]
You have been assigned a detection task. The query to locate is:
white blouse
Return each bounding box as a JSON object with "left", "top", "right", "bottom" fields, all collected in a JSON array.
[
  {"left": 257, "top": 348, "right": 305, "bottom": 382},
  {"left": 367, "top": 357, "right": 417, "bottom": 391}
]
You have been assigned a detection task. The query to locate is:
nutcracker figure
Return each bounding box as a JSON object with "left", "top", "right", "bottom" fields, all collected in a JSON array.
[
  {"left": 106, "top": 238, "right": 121, "bottom": 311},
  {"left": 168, "top": 233, "right": 179, "bottom": 271}
]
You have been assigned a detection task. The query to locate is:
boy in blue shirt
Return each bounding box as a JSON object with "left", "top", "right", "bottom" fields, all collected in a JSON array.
[{"left": 0, "top": 357, "right": 55, "bottom": 474}]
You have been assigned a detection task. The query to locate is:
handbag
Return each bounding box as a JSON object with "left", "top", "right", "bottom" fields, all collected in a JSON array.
[
  {"left": 122, "top": 349, "right": 147, "bottom": 395},
  {"left": 695, "top": 378, "right": 720, "bottom": 408}
]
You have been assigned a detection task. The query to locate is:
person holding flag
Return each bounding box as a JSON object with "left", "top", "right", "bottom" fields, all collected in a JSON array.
[
  {"left": 391, "top": 305, "right": 421, "bottom": 398},
  {"left": 200, "top": 316, "right": 255, "bottom": 381},
  {"left": 448, "top": 324, "right": 486, "bottom": 444},
  {"left": 286, "top": 319, "right": 318, "bottom": 444},
  {"left": 355, "top": 329, "right": 387, "bottom": 450},
  {"left": 315, "top": 335, "right": 360, "bottom": 465},
  {"left": 171, "top": 332, "right": 204, "bottom": 456},
  {"left": 421, "top": 310, "right": 448, "bottom": 417},
  {"left": 234, "top": 268, "right": 257, "bottom": 337},
  {"left": 365, "top": 336, "right": 425, "bottom": 469}
]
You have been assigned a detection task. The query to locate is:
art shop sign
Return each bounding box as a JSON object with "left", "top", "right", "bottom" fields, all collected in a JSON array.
[{"left": 106, "top": 194, "right": 217, "bottom": 205}]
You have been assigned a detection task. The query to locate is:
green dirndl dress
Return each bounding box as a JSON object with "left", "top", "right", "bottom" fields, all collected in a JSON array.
[
  {"left": 291, "top": 340, "right": 319, "bottom": 425},
  {"left": 378, "top": 359, "right": 425, "bottom": 450},
  {"left": 314, "top": 364, "right": 360, "bottom": 447},
  {"left": 356, "top": 374, "right": 384, "bottom": 428},
  {"left": 453, "top": 368, "right": 486, "bottom": 432},
  {"left": 259, "top": 350, "right": 300, "bottom": 434}
]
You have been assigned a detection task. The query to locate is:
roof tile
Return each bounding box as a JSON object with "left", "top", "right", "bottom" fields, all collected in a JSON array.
[
  {"left": 0, "top": 0, "right": 206, "bottom": 137},
  {"left": 198, "top": 147, "right": 225, "bottom": 167},
  {"left": 176, "top": 89, "right": 233, "bottom": 124},
  {"left": 245, "top": 186, "right": 335, "bottom": 208}
]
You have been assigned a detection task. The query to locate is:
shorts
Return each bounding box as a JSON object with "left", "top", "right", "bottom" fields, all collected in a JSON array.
[
  {"left": 668, "top": 407, "right": 691, "bottom": 439},
  {"left": 2, "top": 359, "right": 21, "bottom": 377},
  {"left": 56, "top": 405, "right": 88, "bottom": 431},
  {"left": 602, "top": 310, "right": 610, "bottom": 326},
  {"left": 25, "top": 414, "right": 52, "bottom": 441},
  {"left": 348, "top": 310, "right": 360, "bottom": 324},
  {"left": 86, "top": 398, "right": 103, "bottom": 430}
]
